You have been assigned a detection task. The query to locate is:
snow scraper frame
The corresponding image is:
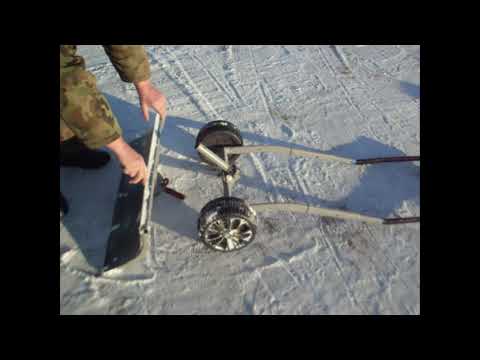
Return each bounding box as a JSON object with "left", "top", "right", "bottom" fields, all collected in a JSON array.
[{"left": 103, "top": 114, "right": 420, "bottom": 273}]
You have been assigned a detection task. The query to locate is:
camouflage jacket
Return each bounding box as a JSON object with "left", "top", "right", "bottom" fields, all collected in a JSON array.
[{"left": 60, "top": 45, "right": 151, "bottom": 149}]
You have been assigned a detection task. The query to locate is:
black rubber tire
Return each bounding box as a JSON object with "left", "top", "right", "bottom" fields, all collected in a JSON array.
[
  {"left": 195, "top": 121, "right": 243, "bottom": 168},
  {"left": 198, "top": 197, "right": 257, "bottom": 252}
]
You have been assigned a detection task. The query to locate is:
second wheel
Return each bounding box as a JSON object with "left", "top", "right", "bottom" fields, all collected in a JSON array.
[{"left": 195, "top": 121, "right": 243, "bottom": 168}]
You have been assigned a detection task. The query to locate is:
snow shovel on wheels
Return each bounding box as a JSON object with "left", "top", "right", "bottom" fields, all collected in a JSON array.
[{"left": 102, "top": 113, "right": 185, "bottom": 274}]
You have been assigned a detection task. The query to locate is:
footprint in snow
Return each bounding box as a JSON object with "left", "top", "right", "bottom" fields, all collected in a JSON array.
[{"left": 281, "top": 124, "right": 294, "bottom": 139}]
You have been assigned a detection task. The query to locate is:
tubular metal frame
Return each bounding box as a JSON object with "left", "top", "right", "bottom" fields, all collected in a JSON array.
[{"left": 196, "top": 143, "right": 420, "bottom": 225}]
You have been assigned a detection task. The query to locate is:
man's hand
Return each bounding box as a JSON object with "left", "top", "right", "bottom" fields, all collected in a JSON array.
[
  {"left": 134, "top": 79, "right": 168, "bottom": 121},
  {"left": 106, "top": 137, "right": 148, "bottom": 186}
]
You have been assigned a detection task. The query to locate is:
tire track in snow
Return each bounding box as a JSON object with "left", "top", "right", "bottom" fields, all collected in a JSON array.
[
  {"left": 157, "top": 46, "right": 221, "bottom": 121},
  {"left": 259, "top": 81, "right": 278, "bottom": 131},
  {"left": 282, "top": 45, "right": 328, "bottom": 91},
  {"left": 362, "top": 226, "right": 416, "bottom": 315},
  {"left": 317, "top": 46, "right": 338, "bottom": 80},
  {"left": 318, "top": 221, "right": 367, "bottom": 314},
  {"left": 295, "top": 159, "right": 315, "bottom": 197},
  {"left": 318, "top": 48, "right": 370, "bottom": 159},
  {"left": 244, "top": 46, "right": 287, "bottom": 203},
  {"left": 352, "top": 50, "right": 398, "bottom": 79},
  {"left": 261, "top": 245, "right": 303, "bottom": 288},
  {"left": 316, "top": 46, "right": 358, "bottom": 142},
  {"left": 325, "top": 48, "right": 418, "bottom": 219},
  {"left": 224, "top": 46, "right": 236, "bottom": 78},
  {"left": 285, "top": 161, "right": 309, "bottom": 200},
  {"left": 246, "top": 47, "right": 313, "bottom": 210},
  {"left": 389, "top": 45, "right": 408, "bottom": 63},
  {"left": 222, "top": 45, "right": 250, "bottom": 109},
  {"left": 330, "top": 45, "right": 352, "bottom": 73},
  {"left": 343, "top": 57, "right": 419, "bottom": 141},
  {"left": 339, "top": 77, "right": 367, "bottom": 128},
  {"left": 365, "top": 224, "right": 419, "bottom": 291},
  {"left": 248, "top": 45, "right": 278, "bottom": 131},
  {"left": 319, "top": 47, "right": 419, "bottom": 304},
  {"left": 251, "top": 243, "right": 324, "bottom": 313},
  {"left": 254, "top": 268, "right": 279, "bottom": 308},
  {"left": 265, "top": 243, "right": 329, "bottom": 312},
  {"left": 370, "top": 46, "right": 408, "bottom": 72},
  {"left": 282, "top": 157, "right": 319, "bottom": 227},
  {"left": 247, "top": 45, "right": 262, "bottom": 83},
  {"left": 247, "top": 149, "right": 278, "bottom": 202},
  {"left": 319, "top": 232, "right": 368, "bottom": 314},
  {"left": 348, "top": 49, "right": 419, "bottom": 108},
  {"left": 322, "top": 48, "right": 419, "bottom": 185},
  {"left": 344, "top": 223, "right": 415, "bottom": 315},
  {"left": 272, "top": 47, "right": 338, "bottom": 215},
  {"left": 309, "top": 163, "right": 416, "bottom": 313},
  {"left": 240, "top": 274, "right": 261, "bottom": 315},
  {"left": 190, "top": 52, "right": 238, "bottom": 106},
  {"left": 321, "top": 46, "right": 417, "bottom": 206}
]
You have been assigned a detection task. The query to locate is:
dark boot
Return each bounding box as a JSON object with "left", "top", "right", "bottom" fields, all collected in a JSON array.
[
  {"left": 60, "top": 191, "right": 69, "bottom": 219},
  {"left": 60, "top": 137, "right": 111, "bottom": 169}
]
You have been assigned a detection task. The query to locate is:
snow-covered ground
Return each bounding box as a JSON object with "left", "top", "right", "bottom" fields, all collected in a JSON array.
[{"left": 60, "top": 45, "right": 420, "bottom": 315}]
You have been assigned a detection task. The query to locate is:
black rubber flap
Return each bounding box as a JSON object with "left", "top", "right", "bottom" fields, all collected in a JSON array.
[{"left": 103, "top": 130, "right": 154, "bottom": 271}]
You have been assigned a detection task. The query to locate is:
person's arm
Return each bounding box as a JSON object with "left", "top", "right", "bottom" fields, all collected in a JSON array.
[
  {"left": 103, "top": 45, "right": 168, "bottom": 121},
  {"left": 102, "top": 45, "right": 151, "bottom": 83},
  {"left": 60, "top": 45, "right": 122, "bottom": 149},
  {"left": 60, "top": 45, "right": 149, "bottom": 185},
  {"left": 106, "top": 137, "right": 148, "bottom": 185},
  {"left": 134, "top": 79, "right": 168, "bottom": 121}
]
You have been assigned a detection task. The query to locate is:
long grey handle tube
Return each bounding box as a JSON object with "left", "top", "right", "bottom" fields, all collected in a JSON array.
[
  {"left": 250, "top": 203, "right": 420, "bottom": 225},
  {"left": 250, "top": 203, "right": 385, "bottom": 224},
  {"left": 224, "top": 145, "right": 355, "bottom": 164}
]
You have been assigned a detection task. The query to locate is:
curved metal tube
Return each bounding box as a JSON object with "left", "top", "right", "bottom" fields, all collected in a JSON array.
[
  {"left": 250, "top": 203, "right": 384, "bottom": 224},
  {"left": 224, "top": 145, "right": 355, "bottom": 164}
]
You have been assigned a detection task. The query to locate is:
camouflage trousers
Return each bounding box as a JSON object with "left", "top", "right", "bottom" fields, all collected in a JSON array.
[{"left": 60, "top": 46, "right": 122, "bottom": 149}]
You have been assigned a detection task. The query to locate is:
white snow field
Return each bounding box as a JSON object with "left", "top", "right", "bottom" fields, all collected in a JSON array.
[{"left": 60, "top": 45, "right": 420, "bottom": 315}]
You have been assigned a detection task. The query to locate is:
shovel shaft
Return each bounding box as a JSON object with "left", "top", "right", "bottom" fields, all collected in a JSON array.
[
  {"left": 383, "top": 217, "right": 420, "bottom": 225},
  {"left": 356, "top": 156, "right": 420, "bottom": 165}
]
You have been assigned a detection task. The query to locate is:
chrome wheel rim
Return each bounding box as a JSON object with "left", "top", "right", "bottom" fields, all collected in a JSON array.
[{"left": 204, "top": 217, "right": 254, "bottom": 251}]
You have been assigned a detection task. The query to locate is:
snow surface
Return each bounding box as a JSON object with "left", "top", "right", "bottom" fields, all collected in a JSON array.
[{"left": 60, "top": 45, "right": 420, "bottom": 315}]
